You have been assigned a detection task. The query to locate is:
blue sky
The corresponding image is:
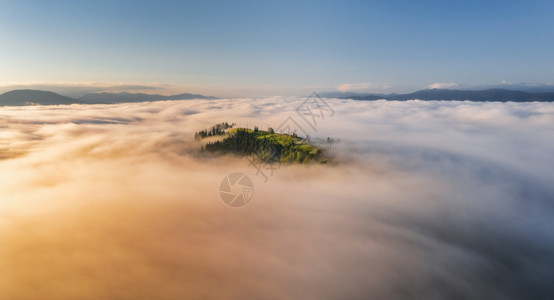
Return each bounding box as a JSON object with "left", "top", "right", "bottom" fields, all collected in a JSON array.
[{"left": 1, "top": 0, "right": 553, "bottom": 97}]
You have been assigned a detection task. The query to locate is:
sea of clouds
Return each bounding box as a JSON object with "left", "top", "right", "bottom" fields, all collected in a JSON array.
[{"left": 0, "top": 97, "right": 553, "bottom": 299}]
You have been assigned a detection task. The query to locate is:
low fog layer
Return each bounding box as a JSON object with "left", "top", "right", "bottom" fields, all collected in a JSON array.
[{"left": 1, "top": 98, "right": 553, "bottom": 299}]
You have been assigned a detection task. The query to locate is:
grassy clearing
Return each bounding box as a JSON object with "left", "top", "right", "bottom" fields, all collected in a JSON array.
[{"left": 202, "top": 127, "right": 327, "bottom": 164}]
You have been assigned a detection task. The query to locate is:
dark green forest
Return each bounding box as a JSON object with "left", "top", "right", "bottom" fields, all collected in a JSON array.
[
  {"left": 197, "top": 126, "right": 327, "bottom": 164},
  {"left": 194, "top": 122, "right": 234, "bottom": 139}
]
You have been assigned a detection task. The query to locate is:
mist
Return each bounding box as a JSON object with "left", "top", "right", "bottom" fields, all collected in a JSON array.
[{"left": 1, "top": 98, "right": 553, "bottom": 299}]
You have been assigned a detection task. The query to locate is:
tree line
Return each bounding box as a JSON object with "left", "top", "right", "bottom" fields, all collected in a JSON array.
[
  {"left": 203, "top": 128, "right": 323, "bottom": 164},
  {"left": 194, "top": 122, "right": 234, "bottom": 139}
]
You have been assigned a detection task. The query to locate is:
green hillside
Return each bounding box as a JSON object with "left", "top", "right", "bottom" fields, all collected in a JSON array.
[{"left": 197, "top": 124, "right": 327, "bottom": 164}]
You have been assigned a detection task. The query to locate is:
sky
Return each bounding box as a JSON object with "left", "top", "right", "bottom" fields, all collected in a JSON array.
[{"left": 1, "top": 0, "right": 554, "bottom": 97}]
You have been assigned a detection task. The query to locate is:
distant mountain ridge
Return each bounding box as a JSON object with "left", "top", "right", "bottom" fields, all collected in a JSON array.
[
  {"left": 78, "top": 92, "right": 217, "bottom": 104},
  {"left": 2, "top": 88, "right": 553, "bottom": 106},
  {"left": 0, "top": 90, "right": 83, "bottom": 106},
  {"left": 339, "top": 89, "right": 554, "bottom": 102},
  {"left": 0, "top": 90, "right": 217, "bottom": 106}
]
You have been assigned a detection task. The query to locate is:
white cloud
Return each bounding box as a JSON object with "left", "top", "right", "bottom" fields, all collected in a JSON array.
[
  {"left": 428, "top": 82, "right": 458, "bottom": 89},
  {"left": 0, "top": 98, "right": 553, "bottom": 299}
]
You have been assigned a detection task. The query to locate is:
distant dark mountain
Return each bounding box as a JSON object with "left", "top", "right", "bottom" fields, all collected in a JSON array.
[
  {"left": 472, "top": 83, "right": 554, "bottom": 93},
  {"left": 340, "top": 89, "right": 554, "bottom": 102},
  {"left": 79, "top": 92, "right": 217, "bottom": 103},
  {"left": 0, "top": 90, "right": 83, "bottom": 106}
]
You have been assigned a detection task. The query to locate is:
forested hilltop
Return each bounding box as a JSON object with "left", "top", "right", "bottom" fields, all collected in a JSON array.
[{"left": 195, "top": 123, "right": 328, "bottom": 164}]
